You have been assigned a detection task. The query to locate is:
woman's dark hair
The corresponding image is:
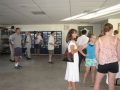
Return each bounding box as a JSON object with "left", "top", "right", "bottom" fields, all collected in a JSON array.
[
  {"left": 104, "top": 23, "right": 113, "bottom": 33},
  {"left": 66, "top": 29, "right": 77, "bottom": 43},
  {"left": 114, "top": 30, "right": 118, "bottom": 35},
  {"left": 82, "top": 30, "right": 87, "bottom": 35},
  {"left": 51, "top": 31, "right": 55, "bottom": 34}
]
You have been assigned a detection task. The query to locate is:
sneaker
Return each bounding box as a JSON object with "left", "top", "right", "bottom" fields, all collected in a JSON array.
[
  {"left": 18, "top": 65, "right": 22, "bottom": 68},
  {"left": 10, "top": 59, "right": 15, "bottom": 62},
  {"left": 91, "top": 84, "right": 94, "bottom": 87},
  {"left": 27, "top": 57, "right": 31, "bottom": 60},
  {"left": 81, "top": 84, "right": 85, "bottom": 87},
  {"left": 15, "top": 66, "right": 20, "bottom": 69}
]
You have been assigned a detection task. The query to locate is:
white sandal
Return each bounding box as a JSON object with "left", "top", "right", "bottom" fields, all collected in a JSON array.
[{"left": 68, "top": 87, "right": 72, "bottom": 90}]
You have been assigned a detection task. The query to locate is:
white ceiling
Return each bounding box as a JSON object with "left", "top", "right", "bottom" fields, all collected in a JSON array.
[{"left": 0, "top": 0, "right": 120, "bottom": 25}]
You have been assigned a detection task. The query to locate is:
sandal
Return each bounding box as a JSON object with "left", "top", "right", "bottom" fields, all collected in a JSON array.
[
  {"left": 91, "top": 84, "right": 94, "bottom": 87},
  {"left": 81, "top": 83, "right": 85, "bottom": 87},
  {"left": 68, "top": 87, "right": 72, "bottom": 90}
]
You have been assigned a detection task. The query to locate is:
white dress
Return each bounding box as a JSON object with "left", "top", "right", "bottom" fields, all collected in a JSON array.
[{"left": 65, "top": 41, "right": 79, "bottom": 82}]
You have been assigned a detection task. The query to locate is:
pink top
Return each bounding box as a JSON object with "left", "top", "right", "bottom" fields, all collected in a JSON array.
[{"left": 99, "top": 38, "right": 118, "bottom": 65}]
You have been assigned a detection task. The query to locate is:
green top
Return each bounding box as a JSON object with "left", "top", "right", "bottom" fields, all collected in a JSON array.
[{"left": 98, "top": 34, "right": 103, "bottom": 37}]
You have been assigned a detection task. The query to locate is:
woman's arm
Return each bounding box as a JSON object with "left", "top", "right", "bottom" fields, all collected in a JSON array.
[
  {"left": 70, "top": 40, "right": 85, "bottom": 54},
  {"left": 70, "top": 45, "right": 79, "bottom": 54},
  {"left": 117, "top": 38, "right": 120, "bottom": 61},
  {"left": 95, "top": 39, "right": 100, "bottom": 62},
  {"left": 79, "top": 50, "right": 88, "bottom": 56},
  {"left": 70, "top": 45, "right": 84, "bottom": 55}
]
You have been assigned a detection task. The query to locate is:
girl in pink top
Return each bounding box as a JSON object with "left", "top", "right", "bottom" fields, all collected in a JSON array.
[{"left": 94, "top": 23, "right": 120, "bottom": 90}]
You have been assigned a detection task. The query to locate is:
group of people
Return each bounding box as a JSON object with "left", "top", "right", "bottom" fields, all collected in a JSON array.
[
  {"left": 65, "top": 23, "right": 120, "bottom": 90},
  {"left": 8, "top": 23, "right": 120, "bottom": 90},
  {"left": 9, "top": 28, "right": 58, "bottom": 69}
]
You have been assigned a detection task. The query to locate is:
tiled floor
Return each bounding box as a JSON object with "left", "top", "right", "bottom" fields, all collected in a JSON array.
[{"left": 0, "top": 54, "right": 119, "bottom": 90}]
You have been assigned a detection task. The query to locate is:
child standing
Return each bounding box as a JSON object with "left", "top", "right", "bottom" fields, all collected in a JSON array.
[{"left": 81, "top": 34, "right": 97, "bottom": 87}]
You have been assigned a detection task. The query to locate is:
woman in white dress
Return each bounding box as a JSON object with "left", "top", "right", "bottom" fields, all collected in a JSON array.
[{"left": 65, "top": 29, "right": 83, "bottom": 90}]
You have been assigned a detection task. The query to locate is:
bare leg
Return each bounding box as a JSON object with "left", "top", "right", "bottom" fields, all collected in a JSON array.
[
  {"left": 15, "top": 56, "right": 20, "bottom": 67},
  {"left": 15, "top": 56, "right": 20, "bottom": 63},
  {"left": 108, "top": 72, "right": 116, "bottom": 90},
  {"left": 94, "top": 72, "right": 105, "bottom": 90},
  {"left": 68, "top": 82, "right": 72, "bottom": 89},
  {"left": 91, "top": 66, "right": 96, "bottom": 84},
  {"left": 71, "top": 82, "right": 77, "bottom": 90},
  {"left": 49, "top": 55, "right": 52, "bottom": 62},
  {"left": 82, "top": 67, "right": 91, "bottom": 84}
]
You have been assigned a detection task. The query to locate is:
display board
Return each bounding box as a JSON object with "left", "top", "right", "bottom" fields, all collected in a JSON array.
[
  {"left": 21, "top": 31, "right": 35, "bottom": 54},
  {"left": 21, "top": 31, "right": 62, "bottom": 54},
  {"left": 40, "top": 31, "right": 62, "bottom": 54}
]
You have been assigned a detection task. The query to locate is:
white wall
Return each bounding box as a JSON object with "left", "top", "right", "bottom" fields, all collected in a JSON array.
[
  {"left": 4, "top": 24, "right": 101, "bottom": 54},
  {"left": 108, "top": 19, "right": 120, "bottom": 30}
]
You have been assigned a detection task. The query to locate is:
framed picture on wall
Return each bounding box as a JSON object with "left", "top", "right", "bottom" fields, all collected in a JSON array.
[{"left": 78, "top": 26, "right": 93, "bottom": 37}]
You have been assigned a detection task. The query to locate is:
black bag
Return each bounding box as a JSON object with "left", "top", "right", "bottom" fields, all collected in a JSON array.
[{"left": 62, "top": 41, "right": 74, "bottom": 62}]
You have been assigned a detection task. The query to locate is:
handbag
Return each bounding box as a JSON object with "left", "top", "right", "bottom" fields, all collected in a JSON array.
[{"left": 62, "top": 42, "right": 74, "bottom": 62}]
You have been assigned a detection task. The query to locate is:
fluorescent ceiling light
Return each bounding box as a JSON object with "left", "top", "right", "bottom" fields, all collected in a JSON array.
[
  {"left": 78, "top": 4, "right": 120, "bottom": 19},
  {"left": 61, "top": 13, "right": 87, "bottom": 21},
  {"left": 93, "top": 11, "right": 120, "bottom": 20},
  {"left": 62, "top": 4, "right": 120, "bottom": 21}
]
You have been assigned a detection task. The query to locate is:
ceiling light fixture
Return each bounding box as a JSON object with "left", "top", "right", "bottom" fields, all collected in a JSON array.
[
  {"left": 61, "top": 13, "right": 87, "bottom": 21},
  {"left": 62, "top": 4, "right": 120, "bottom": 21},
  {"left": 92, "top": 11, "right": 120, "bottom": 20}
]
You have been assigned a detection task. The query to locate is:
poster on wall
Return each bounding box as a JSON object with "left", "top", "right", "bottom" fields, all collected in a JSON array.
[{"left": 78, "top": 26, "right": 93, "bottom": 37}]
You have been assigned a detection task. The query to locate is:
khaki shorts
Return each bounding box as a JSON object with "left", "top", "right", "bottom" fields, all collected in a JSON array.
[{"left": 48, "top": 50, "right": 54, "bottom": 55}]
